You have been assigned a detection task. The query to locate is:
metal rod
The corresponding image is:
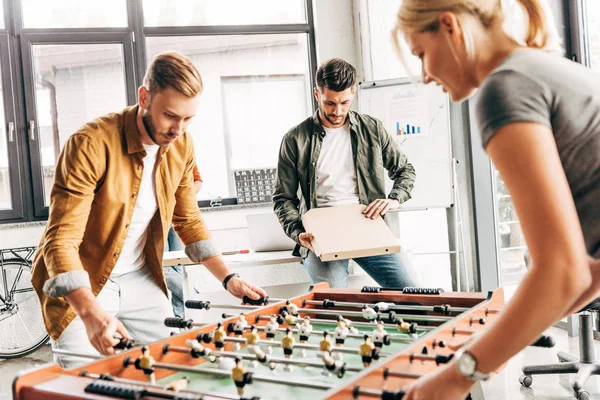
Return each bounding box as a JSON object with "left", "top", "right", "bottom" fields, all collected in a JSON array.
[
  {"left": 295, "top": 307, "right": 452, "bottom": 322},
  {"left": 166, "top": 345, "right": 362, "bottom": 372},
  {"left": 302, "top": 299, "right": 469, "bottom": 314},
  {"left": 222, "top": 336, "right": 392, "bottom": 357},
  {"left": 125, "top": 359, "right": 334, "bottom": 391},
  {"left": 52, "top": 349, "right": 102, "bottom": 360},
  {"left": 226, "top": 313, "right": 436, "bottom": 332}
]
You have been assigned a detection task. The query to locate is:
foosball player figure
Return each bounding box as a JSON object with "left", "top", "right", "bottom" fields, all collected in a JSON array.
[
  {"left": 233, "top": 313, "right": 248, "bottom": 351},
  {"left": 361, "top": 304, "right": 378, "bottom": 320},
  {"left": 232, "top": 358, "right": 252, "bottom": 396},
  {"left": 165, "top": 376, "right": 190, "bottom": 391},
  {"left": 284, "top": 300, "right": 299, "bottom": 316},
  {"left": 333, "top": 319, "right": 349, "bottom": 361},
  {"left": 337, "top": 314, "right": 358, "bottom": 334},
  {"left": 320, "top": 350, "right": 347, "bottom": 378},
  {"left": 263, "top": 314, "right": 279, "bottom": 355},
  {"left": 396, "top": 318, "right": 418, "bottom": 336},
  {"left": 281, "top": 328, "right": 295, "bottom": 372},
  {"left": 213, "top": 322, "right": 226, "bottom": 351},
  {"left": 245, "top": 325, "right": 264, "bottom": 368},
  {"left": 359, "top": 335, "right": 377, "bottom": 367},
  {"left": 281, "top": 310, "right": 297, "bottom": 326},
  {"left": 297, "top": 316, "right": 313, "bottom": 357},
  {"left": 372, "top": 319, "right": 389, "bottom": 348},
  {"left": 186, "top": 339, "right": 215, "bottom": 362},
  {"left": 135, "top": 346, "right": 156, "bottom": 384},
  {"left": 319, "top": 331, "right": 333, "bottom": 356}
]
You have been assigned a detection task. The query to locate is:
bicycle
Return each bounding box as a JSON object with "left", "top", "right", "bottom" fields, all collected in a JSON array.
[{"left": 0, "top": 246, "right": 49, "bottom": 358}]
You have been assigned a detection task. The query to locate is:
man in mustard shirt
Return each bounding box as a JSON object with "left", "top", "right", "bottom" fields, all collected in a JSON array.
[{"left": 32, "top": 52, "right": 266, "bottom": 367}]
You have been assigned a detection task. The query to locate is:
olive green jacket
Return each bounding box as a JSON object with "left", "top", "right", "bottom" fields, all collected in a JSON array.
[{"left": 273, "top": 111, "right": 416, "bottom": 257}]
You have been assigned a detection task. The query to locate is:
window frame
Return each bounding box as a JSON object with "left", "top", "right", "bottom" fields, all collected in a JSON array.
[
  {"left": 0, "top": 0, "right": 318, "bottom": 223},
  {"left": 19, "top": 31, "right": 137, "bottom": 218}
]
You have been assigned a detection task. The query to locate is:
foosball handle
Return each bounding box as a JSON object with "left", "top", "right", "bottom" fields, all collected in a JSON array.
[
  {"left": 113, "top": 337, "right": 136, "bottom": 350},
  {"left": 164, "top": 317, "right": 193, "bottom": 329},
  {"left": 361, "top": 286, "right": 444, "bottom": 295},
  {"left": 185, "top": 300, "right": 211, "bottom": 310},
  {"left": 242, "top": 296, "right": 269, "bottom": 306},
  {"left": 531, "top": 334, "right": 556, "bottom": 348},
  {"left": 85, "top": 381, "right": 145, "bottom": 399}
]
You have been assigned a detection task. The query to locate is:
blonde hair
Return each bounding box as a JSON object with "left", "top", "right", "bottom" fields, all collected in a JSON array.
[
  {"left": 392, "top": 0, "right": 561, "bottom": 65},
  {"left": 143, "top": 51, "right": 203, "bottom": 97}
]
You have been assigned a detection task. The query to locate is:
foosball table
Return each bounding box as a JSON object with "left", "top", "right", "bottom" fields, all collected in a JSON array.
[{"left": 13, "top": 283, "right": 510, "bottom": 400}]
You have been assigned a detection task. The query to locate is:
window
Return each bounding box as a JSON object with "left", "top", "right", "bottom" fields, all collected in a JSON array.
[
  {"left": 21, "top": 41, "right": 132, "bottom": 215},
  {"left": 0, "top": 0, "right": 316, "bottom": 222},
  {"left": 143, "top": 0, "right": 307, "bottom": 27},
  {"left": 358, "top": 0, "right": 421, "bottom": 81},
  {"left": 21, "top": 0, "right": 127, "bottom": 28},
  {"left": 493, "top": 170, "right": 527, "bottom": 299},
  {"left": 0, "top": 0, "right": 4, "bottom": 30},
  {"left": 146, "top": 34, "right": 313, "bottom": 201},
  {"left": 584, "top": 0, "right": 600, "bottom": 71},
  {"left": 0, "top": 58, "right": 10, "bottom": 210}
]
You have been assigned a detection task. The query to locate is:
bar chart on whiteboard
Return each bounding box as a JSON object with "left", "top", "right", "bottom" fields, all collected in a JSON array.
[{"left": 359, "top": 79, "right": 453, "bottom": 209}]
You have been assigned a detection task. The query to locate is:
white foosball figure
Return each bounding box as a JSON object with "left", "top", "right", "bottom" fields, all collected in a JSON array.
[
  {"left": 232, "top": 313, "right": 248, "bottom": 351},
  {"left": 337, "top": 315, "right": 358, "bottom": 335},
  {"left": 296, "top": 317, "right": 313, "bottom": 358},
  {"left": 375, "top": 302, "right": 393, "bottom": 312},
  {"left": 263, "top": 314, "right": 279, "bottom": 355},
  {"left": 185, "top": 339, "right": 216, "bottom": 363},
  {"left": 372, "top": 320, "right": 388, "bottom": 349},
  {"left": 333, "top": 320, "right": 349, "bottom": 360},
  {"left": 361, "top": 304, "right": 378, "bottom": 320},
  {"left": 284, "top": 300, "right": 299, "bottom": 316}
]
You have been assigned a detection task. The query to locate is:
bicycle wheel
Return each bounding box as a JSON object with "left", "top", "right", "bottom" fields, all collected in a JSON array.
[{"left": 0, "top": 259, "right": 49, "bottom": 358}]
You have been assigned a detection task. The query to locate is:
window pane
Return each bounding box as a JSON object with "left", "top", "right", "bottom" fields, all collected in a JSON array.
[
  {"left": 21, "top": 0, "right": 127, "bottom": 28},
  {"left": 143, "top": 0, "right": 306, "bottom": 27},
  {"left": 586, "top": 0, "right": 600, "bottom": 72},
  {"left": 31, "top": 44, "right": 128, "bottom": 206},
  {"left": 0, "top": 59, "right": 11, "bottom": 210},
  {"left": 494, "top": 170, "right": 527, "bottom": 300},
  {"left": 365, "top": 0, "right": 421, "bottom": 80},
  {"left": 146, "top": 34, "right": 312, "bottom": 201},
  {"left": 0, "top": 0, "right": 4, "bottom": 30}
]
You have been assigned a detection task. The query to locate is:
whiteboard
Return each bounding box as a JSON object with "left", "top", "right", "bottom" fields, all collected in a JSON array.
[{"left": 358, "top": 78, "right": 453, "bottom": 208}]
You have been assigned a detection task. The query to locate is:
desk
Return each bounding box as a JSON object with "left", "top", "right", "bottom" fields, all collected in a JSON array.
[
  {"left": 162, "top": 250, "right": 300, "bottom": 268},
  {"left": 163, "top": 250, "right": 303, "bottom": 319}
]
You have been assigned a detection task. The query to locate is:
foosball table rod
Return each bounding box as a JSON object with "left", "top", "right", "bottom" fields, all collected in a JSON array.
[
  {"left": 79, "top": 371, "right": 259, "bottom": 400},
  {"left": 222, "top": 313, "right": 436, "bottom": 332},
  {"left": 123, "top": 357, "right": 335, "bottom": 391},
  {"left": 163, "top": 344, "right": 363, "bottom": 373},
  {"left": 301, "top": 299, "right": 470, "bottom": 315},
  {"left": 219, "top": 335, "right": 393, "bottom": 357}
]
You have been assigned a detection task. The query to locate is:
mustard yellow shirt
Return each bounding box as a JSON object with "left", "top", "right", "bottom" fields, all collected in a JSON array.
[{"left": 32, "top": 106, "right": 217, "bottom": 340}]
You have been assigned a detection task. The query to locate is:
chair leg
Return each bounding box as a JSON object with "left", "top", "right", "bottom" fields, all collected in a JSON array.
[
  {"left": 559, "top": 351, "right": 580, "bottom": 363},
  {"left": 572, "top": 364, "right": 595, "bottom": 392},
  {"left": 523, "top": 361, "right": 580, "bottom": 376}
]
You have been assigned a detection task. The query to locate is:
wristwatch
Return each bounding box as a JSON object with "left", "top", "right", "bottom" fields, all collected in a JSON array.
[{"left": 454, "top": 348, "right": 489, "bottom": 382}]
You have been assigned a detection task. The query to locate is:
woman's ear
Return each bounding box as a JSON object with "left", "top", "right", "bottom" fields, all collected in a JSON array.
[{"left": 438, "top": 11, "right": 464, "bottom": 44}]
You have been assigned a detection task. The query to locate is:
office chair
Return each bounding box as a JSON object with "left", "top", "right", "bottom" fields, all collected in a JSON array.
[{"left": 519, "top": 250, "right": 600, "bottom": 400}]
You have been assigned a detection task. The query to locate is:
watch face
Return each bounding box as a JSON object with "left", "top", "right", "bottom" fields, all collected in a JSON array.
[{"left": 457, "top": 352, "right": 477, "bottom": 376}]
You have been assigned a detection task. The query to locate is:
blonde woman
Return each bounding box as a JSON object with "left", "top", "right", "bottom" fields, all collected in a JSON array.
[{"left": 393, "top": 0, "right": 600, "bottom": 399}]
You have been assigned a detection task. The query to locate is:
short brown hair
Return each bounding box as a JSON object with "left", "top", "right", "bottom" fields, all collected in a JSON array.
[
  {"left": 315, "top": 58, "right": 357, "bottom": 92},
  {"left": 143, "top": 52, "right": 203, "bottom": 97}
]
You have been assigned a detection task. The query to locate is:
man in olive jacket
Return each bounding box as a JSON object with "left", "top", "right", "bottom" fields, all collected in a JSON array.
[{"left": 273, "top": 58, "right": 421, "bottom": 288}]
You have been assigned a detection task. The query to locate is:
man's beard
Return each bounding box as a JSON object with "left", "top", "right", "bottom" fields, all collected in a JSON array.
[
  {"left": 319, "top": 105, "right": 346, "bottom": 126},
  {"left": 142, "top": 112, "right": 159, "bottom": 145}
]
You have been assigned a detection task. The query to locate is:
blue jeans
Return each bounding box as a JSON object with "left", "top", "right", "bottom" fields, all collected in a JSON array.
[
  {"left": 165, "top": 226, "right": 185, "bottom": 318},
  {"left": 164, "top": 265, "right": 185, "bottom": 318},
  {"left": 302, "top": 251, "right": 421, "bottom": 289}
]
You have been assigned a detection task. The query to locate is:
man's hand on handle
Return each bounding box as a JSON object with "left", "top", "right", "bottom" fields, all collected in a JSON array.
[
  {"left": 226, "top": 277, "right": 267, "bottom": 301},
  {"left": 65, "top": 287, "right": 133, "bottom": 356}
]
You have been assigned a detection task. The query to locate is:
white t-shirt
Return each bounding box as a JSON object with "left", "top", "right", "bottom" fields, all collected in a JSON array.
[
  {"left": 315, "top": 123, "right": 360, "bottom": 207},
  {"left": 111, "top": 144, "right": 160, "bottom": 275}
]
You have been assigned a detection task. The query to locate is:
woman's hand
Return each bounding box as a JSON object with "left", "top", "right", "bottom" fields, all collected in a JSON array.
[{"left": 404, "top": 363, "right": 474, "bottom": 400}]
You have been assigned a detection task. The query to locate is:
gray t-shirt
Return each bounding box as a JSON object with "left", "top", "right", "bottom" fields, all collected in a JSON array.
[{"left": 476, "top": 48, "right": 600, "bottom": 258}]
